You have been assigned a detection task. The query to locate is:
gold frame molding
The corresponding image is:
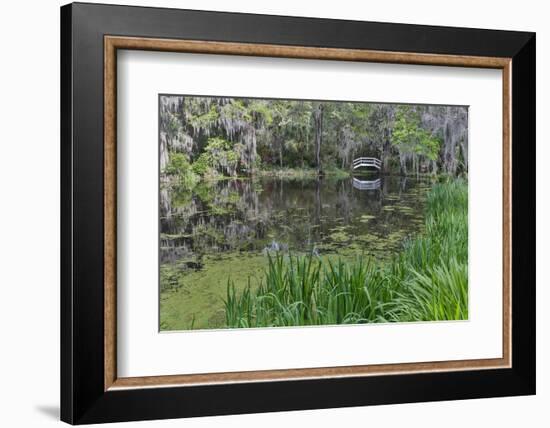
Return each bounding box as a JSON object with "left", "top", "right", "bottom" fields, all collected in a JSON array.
[{"left": 104, "top": 35, "right": 512, "bottom": 391}]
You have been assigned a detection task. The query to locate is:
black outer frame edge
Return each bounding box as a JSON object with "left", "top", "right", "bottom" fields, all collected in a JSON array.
[
  {"left": 70, "top": 1, "right": 533, "bottom": 56},
  {"left": 60, "top": 2, "right": 536, "bottom": 424},
  {"left": 510, "top": 34, "right": 536, "bottom": 392},
  {"left": 60, "top": 4, "right": 74, "bottom": 425}
]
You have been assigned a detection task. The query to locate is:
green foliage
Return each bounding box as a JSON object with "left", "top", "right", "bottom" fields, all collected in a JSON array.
[
  {"left": 248, "top": 100, "right": 273, "bottom": 124},
  {"left": 393, "top": 106, "right": 441, "bottom": 161},
  {"left": 224, "top": 179, "right": 468, "bottom": 327},
  {"left": 163, "top": 152, "right": 199, "bottom": 190},
  {"left": 188, "top": 104, "right": 219, "bottom": 130},
  {"left": 225, "top": 254, "right": 388, "bottom": 327},
  {"left": 390, "top": 179, "right": 468, "bottom": 320},
  {"left": 167, "top": 114, "right": 181, "bottom": 136},
  {"left": 164, "top": 152, "right": 189, "bottom": 175},
  {"left": 160, "top": 95, "right": 468, "bottom": 180},
  {"left": 191, "top": 152, "right": 211, "bottom": 176},
  {"left": 192, "top": 137, "right": 241, "bottom": 177}
]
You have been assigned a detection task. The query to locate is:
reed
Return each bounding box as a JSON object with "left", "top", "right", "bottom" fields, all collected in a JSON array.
[{"left": 224, "top": 179, "right": 468, "bottom": 328}]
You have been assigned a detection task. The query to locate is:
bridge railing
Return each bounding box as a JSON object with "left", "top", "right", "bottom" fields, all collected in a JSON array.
[
  {"left": 352, "top": 157, "right": 382, "bottom": 170},
  {"left": 352, "top": 177, "right": 381, "bottom": 190}
]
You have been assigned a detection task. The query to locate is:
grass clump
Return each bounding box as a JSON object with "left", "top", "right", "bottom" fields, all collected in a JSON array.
[{"left": 224, "top": 178, "right": 468, "bottom": 328}]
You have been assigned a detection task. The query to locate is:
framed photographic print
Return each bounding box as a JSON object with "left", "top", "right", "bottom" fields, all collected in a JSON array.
[{"left": 60, "top": 2, "right": 536, "bottom": 424}]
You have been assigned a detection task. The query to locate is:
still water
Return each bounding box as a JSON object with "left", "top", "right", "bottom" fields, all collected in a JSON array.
[{"left": 160, "top": 175, "right": 431, "bottom": 330}]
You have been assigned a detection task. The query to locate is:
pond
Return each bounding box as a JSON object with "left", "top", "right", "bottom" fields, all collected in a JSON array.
[{"left": 160, "top": 174, "right": 432, "bottom": 330}]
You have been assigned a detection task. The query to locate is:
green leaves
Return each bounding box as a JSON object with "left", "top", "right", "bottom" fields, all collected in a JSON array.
[
  {"left": 393, "top": 105, "right": 441, "bottom": 162},
  {"left": 191, "top": 137, "right": 242, "bottom": 177},
  {"left": 163, "top": 152, "right": 199, "bottom": 190},
  {"left": 163, "top": 152, "right": 190, "bottom": 176},
  {"left": 223, "top": 180, "right": 469, "bottom": 328},
  {"left": 160, "top": 95, "right": 468, "bottom": 177},
  {"left": 196, "top": 105, "right": 219, "bottom": 127}
]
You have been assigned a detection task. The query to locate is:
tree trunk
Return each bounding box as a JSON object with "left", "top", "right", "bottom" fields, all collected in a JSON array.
[
  {"left": 313, "top": 103, "right": 323, "bottom": 173},
  {"left": 399, "top": 154, "right": 407, "bottom": 175},
  {"left": 382, "top": 135, "right": 391, "bottom": 173},
  {"left": 279, "top": 137, "right": 283, "bottom": 168},
  {"left": 431, "top": 159, "right": 438, "bottom": 175},
  {"left": 244, "top": 126, "right": 257, "bottom": 175}
]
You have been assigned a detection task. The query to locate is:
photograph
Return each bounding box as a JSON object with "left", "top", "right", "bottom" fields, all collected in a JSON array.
[
  {"left": 0, "top": 0, "right": 541, "bottom": 425},
  {"left": 159, "top": 94, "right": 469, "bottom": 331}
]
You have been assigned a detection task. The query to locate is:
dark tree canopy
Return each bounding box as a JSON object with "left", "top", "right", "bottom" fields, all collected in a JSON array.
[{"left": 160, "top": 95, "right": 468, "bottom": 179}]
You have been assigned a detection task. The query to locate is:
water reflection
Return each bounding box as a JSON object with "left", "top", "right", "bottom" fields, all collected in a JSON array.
[
  {"left": 160, "top": 175, "right": 431, "bottom": 271},
  {"left": 352, "top": 177, "right": 381, "bottom": 190}
]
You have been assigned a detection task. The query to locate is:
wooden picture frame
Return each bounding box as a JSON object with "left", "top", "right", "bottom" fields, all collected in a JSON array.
[{"left": 61, "top": 2, "right": 535, "bottom": 424}]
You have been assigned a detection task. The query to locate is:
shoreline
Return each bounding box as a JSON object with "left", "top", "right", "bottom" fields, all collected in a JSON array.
[{"left": 161, "top": 168, "right": 461, "bottom": 187}]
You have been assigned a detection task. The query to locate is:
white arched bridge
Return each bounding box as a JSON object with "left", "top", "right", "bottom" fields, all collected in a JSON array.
[
  {"left": 352, "top": 177, "right": 381, "bottom": 190},
  {"left": 351, "top": 157, "right": 381, "bottom": 190},
  {"left": 352, "top": 157, "right": 382, "bottom": 170}
]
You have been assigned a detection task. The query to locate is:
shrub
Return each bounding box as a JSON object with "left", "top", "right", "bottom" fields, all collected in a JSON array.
[{"left": 164, "top": 152, "right": 199, "bottom": 190}]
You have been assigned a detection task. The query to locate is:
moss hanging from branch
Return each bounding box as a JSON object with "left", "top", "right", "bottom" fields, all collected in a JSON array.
[{"left": 159, "top": 95, "right": 467, "bottom": 179}]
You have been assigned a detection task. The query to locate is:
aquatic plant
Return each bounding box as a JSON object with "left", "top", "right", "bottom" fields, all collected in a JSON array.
[{"left": 224, "top": 179, "right": 468, "bottom": 327}]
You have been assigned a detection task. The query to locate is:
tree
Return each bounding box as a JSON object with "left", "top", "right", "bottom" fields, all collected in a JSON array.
[
  {"left": 366, "top": 104, "right": 396, "bottom": 172},
  {"left": 422, "top": 106, "right": 468, "bottom": 175},
  {"left": 313, "top": 102, "right": 324, "bottom": 171},
  {"left": 392, "top": 106, "right": 441, "bottom": 175},
  {"left": 159, "top": 95, "right": 467, "bottom": 179}
]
